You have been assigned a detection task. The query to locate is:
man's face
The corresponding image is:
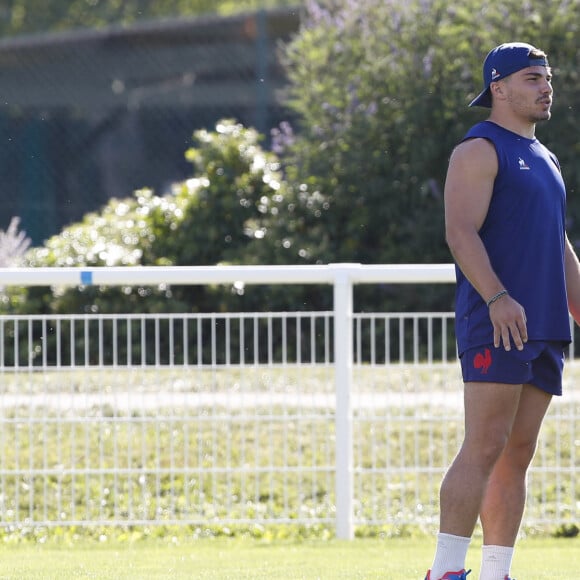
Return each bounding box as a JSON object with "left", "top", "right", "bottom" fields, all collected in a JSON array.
[{"left": 497, "top": 66, "right": 553, "bottom": 122}]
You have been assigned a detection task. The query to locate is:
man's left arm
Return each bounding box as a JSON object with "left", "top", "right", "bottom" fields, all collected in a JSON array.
[{"left": 565, "top": 234, "right": 580, "bottom": 325}]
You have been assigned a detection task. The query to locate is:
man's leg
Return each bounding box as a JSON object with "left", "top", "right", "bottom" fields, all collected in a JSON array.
[
  {"left": 480, "top": 383, "right": 551, "bottom": 543},
  {"left": 439, "top": 381, "right": 522, "bottom": 535},
  {"left": 478, "top": 384, "right": 552, "bottom": 579},
  {"left": 429, "top": 382, "right": 521, "bottom": 579}
]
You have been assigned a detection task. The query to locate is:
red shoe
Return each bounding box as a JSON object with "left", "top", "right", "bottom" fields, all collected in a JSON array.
[{"left": 424, "top": 570, "right": 471, "bottom": 580}]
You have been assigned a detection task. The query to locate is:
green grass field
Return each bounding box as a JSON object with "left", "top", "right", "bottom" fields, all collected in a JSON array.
[
  {"left": 2, "top": 364, "right": 580, "bottom": 577},
  {"left": 0, "top": 536, "right": 579, "bottom": 579}
]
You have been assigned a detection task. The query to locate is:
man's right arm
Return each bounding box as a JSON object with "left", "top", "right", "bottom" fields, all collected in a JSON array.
[{"left": 444, "top": 138, "right": 528, "bottom": 351}]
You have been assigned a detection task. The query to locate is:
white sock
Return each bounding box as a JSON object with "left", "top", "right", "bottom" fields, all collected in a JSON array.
[
  {"left": 479, "top": 544, "right": 514, "bottom": 580},
  {"left": 430, "top": 532, "right": 471, "bottom": 579}
]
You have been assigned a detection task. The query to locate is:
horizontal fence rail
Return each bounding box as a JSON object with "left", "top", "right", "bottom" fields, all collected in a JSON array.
[{"left": 0, "top": 264, "right": 578, "bottom": 539}]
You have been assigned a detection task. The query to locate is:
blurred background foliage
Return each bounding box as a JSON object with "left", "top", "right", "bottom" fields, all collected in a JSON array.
[
  {"left": 0, "top": 0, "right": 296, "bottom": 37},
  {"left": 2, "top": 0, "right": 580, "bottom": 315}
]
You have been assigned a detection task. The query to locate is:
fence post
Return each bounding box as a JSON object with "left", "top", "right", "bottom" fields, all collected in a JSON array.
[{"left": 333, "top": 264, "right": 356, "bottom": 540}]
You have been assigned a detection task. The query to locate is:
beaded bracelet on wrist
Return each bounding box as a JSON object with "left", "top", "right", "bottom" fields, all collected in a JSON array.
[{"left": 486, "top": 289, "right": 508, "bottom": 308}]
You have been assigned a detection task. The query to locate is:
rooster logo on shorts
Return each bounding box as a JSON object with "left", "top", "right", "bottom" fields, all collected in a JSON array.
[{"left": 473, "top": 348, "right": 492, "bottom": 374}]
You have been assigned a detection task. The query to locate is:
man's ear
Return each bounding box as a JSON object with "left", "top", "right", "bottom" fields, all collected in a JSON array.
[{"left": 490, "top": 81, "right": 506, "bottom": 102}]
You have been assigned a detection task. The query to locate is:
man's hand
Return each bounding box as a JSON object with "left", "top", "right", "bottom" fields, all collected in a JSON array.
[{"left": 489, "top": 295, "right": 528, "bottom": 351}]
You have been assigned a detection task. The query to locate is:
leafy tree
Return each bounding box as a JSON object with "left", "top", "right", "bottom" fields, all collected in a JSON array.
[
  {"left": 18, "top": 189, "right": 172, "bottom": 314},
  {"left": 278, "top": 0, "right": 580, "bottom": 310},
  {"left": 0, "top": 0, "right": 301, "bottom": 38},
  {"left": 152, "top": 120, "right": 285, "bottom": 268},
  {"left": 0, "top": 218, "right": 30, "bottom": 267},
  {"left": 7, "top": 0, "right": 580, "bottom": 318},
  {"left": 7, "top": 120, "right": 312, "bottom": 314},
  {"left": 144, "top": 119, "right": 321, "bottom": 312}
]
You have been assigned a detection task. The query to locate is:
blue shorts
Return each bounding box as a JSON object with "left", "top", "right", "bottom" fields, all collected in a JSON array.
[{"left": 460, "top": 341, "right": 566, "bottom": 396}]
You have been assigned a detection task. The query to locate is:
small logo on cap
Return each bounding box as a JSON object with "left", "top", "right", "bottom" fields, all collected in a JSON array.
[{"left": 491, "top": 68, "right": 500, "bottom": 80}]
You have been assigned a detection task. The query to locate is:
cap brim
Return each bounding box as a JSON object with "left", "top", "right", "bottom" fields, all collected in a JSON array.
[{"left": 469, "top": 88, "right": 492, "bottom": 108}]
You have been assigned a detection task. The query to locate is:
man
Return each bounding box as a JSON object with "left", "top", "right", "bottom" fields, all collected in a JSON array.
[{"left": 424, "top": 42, "right": 580, "bottom": 580}]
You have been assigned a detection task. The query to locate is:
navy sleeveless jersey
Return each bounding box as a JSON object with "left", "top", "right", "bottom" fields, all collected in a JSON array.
[{"left": 454, "top": 121, "right": 571, "bottom": 354}]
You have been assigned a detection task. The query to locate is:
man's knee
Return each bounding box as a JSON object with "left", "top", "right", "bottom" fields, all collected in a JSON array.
[
  {"left": 461, "top": 432, "right": 510, "bottom": 471},
  {"left": 503, "top": 437, "right": 538, "bottom": 471}
]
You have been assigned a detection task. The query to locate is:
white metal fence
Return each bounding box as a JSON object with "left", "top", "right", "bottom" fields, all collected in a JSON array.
[{"left": 0, "top": 264, "right": 578, "bottom": 539}]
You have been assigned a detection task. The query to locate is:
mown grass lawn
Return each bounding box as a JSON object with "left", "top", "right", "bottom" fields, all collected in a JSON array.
[
  {"left": 0, "top": 536, "right": 579, "bottom": 579},
  {"left": 2, "top": 364, "right": 580, "bottom": 578}
]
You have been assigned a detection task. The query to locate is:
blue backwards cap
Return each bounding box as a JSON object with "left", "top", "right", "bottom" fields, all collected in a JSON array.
[{"left": 469, "top": 42, "right": 549, "bottom": 108}]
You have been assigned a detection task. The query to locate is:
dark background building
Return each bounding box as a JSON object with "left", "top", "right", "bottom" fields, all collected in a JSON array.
[{"left": 0, "top": 8, "right": 300, "bottom": 245}]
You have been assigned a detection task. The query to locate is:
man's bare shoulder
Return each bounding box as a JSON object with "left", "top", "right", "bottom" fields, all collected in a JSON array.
[
  {"left": 452, "top": 137, "right": 496, "bottom": 157},
  {"left": 449, "top": 137, "right": 497, "bottom": 176}
]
